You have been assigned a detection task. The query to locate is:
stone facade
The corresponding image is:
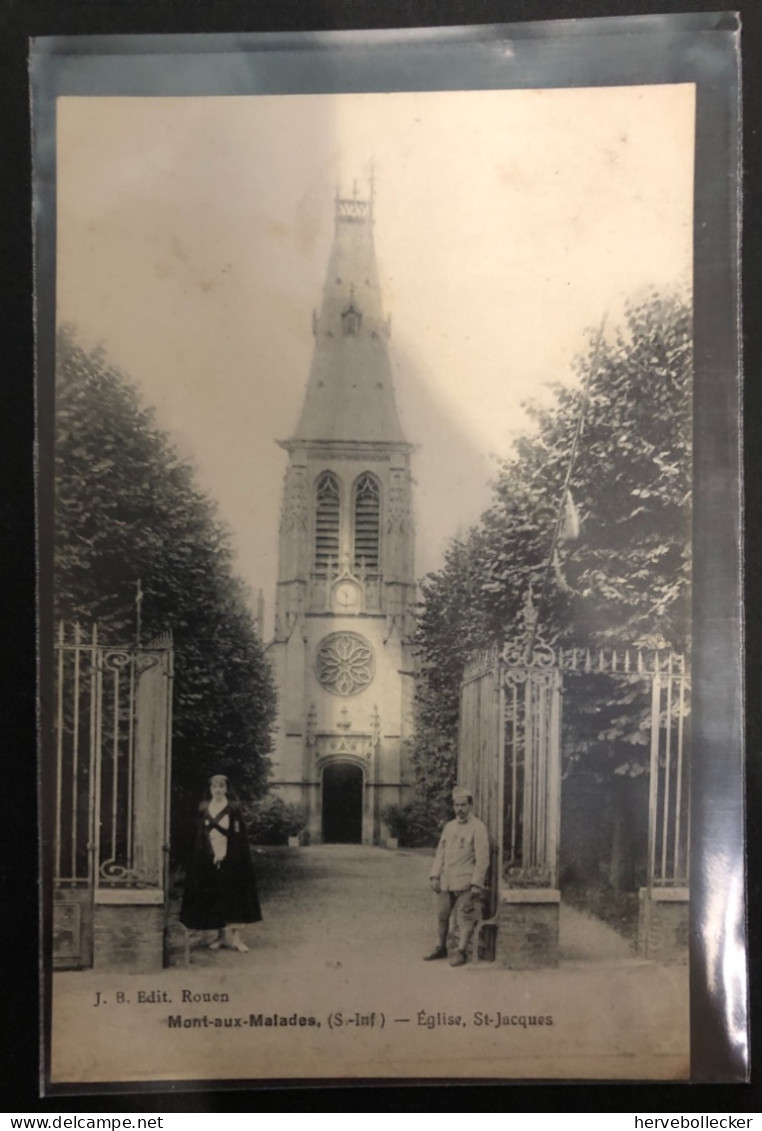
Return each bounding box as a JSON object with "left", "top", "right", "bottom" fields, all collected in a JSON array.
[{"left": 267, "top": 190, "right": 416, "bottom": 845}]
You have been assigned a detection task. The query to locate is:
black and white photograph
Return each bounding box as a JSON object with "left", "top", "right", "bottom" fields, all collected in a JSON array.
[{"left": 34, "top": 19, "right": 744, "bottom": 1089}]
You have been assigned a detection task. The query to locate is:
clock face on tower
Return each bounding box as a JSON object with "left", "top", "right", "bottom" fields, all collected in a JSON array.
[{"left": 332, "top": 579, "right": 361, "bottom": 612}]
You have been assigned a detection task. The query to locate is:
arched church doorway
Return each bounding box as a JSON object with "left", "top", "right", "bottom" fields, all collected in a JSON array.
[{"left": 322, "top": 762, "right": 363, "bottom": 844}]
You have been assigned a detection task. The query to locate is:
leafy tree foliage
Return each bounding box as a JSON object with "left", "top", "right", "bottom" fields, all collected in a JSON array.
[
  {"left": 381, "top": 799, "right": 444, "bottom": 848},
  {"left": 54, "top": 328, "right": 276, "bottom": 854},
  {"left": 413, "top": 291, "right": 692, "bottom": 809},
  {"left": 246, "top": 795, "right": 306, "bottom": 846}
]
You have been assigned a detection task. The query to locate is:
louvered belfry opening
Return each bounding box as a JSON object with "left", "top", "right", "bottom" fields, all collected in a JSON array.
[
  {"left": 354, "top": 473, "right": 380, "bottom": 573},
  {"left": 315, "top": 472, "right": 340, "bottom": 573}
]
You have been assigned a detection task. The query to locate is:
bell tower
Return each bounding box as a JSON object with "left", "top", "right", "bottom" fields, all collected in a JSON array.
[{"left": 267, "top": 185, "right": 416, "bottom": 845}]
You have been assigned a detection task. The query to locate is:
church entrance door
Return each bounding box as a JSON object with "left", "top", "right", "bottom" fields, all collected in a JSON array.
[{"left": 322, "top": 762, "right": 363, "bottom": 844}]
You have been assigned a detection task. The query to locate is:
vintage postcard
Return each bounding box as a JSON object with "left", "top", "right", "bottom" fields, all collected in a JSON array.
[{"left": 34, "top": 19, "right": 745, "bottom": 1090}]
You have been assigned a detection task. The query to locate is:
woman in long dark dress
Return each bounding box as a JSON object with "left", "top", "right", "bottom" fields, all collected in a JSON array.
[{"left": 180, "top": 774, "right": 262, "bottom": 952}]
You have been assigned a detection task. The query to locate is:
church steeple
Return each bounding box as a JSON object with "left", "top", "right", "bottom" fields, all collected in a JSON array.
[
  {"left": 289, "top": 185, "right": 406, "bottom": 446},
  {"left": 268, "top": 186, "right": 417, "bottom": 847}
]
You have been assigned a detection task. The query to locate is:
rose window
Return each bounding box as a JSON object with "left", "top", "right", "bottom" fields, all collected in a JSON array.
[{"left": 316, "top": 632, "right": 374, "bottom": 696}]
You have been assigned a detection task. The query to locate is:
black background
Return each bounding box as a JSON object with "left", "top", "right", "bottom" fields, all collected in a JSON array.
[{"left": 2, "top": 0, "right": 759, "bottom": 1114}]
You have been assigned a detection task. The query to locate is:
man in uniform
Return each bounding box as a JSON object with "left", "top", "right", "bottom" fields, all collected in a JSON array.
[{"left": 424, "top": 786, "right": 490, "bottom": 967}]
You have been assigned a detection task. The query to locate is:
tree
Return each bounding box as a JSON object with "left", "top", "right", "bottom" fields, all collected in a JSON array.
[
  {"left": 413, "top": 290, "right": 692, "bottom": 816},
  {"left": 54, "top": 328, "right": 277, "bottom": 855}
]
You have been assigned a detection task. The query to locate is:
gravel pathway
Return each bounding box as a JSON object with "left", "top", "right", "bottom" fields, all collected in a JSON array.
[{"left": 182, "top": 843, "right": 636, "bottom": 970}]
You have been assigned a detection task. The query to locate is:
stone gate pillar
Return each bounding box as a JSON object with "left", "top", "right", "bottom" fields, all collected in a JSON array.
[
  {"left": 459, "top": 641, "right": 563, "bottom": 969},
  {"left": 93, "top": 642, "right": 173, "bottom": 972},
  {"left": 497, "top": 655, "right": 562, "bottom": 968}
]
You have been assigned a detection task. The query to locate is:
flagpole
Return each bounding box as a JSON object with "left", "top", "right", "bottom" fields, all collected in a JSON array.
[
  {"left": 526, "top": 313, "right": 607, "bottom": 659},
  {"left": 135, "top": 578, "right": 143, "bottom": 650}
]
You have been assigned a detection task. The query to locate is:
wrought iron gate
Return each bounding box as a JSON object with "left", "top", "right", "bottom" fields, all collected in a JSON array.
[
  {"left": 459, "top": 648, "right": 504, "bottom": 911},
  {"left": 459, "top": 641, "right": 690, "bottom": 959},
  {"left": 52, "top": 623, "right": 173, "bottom": 969}
]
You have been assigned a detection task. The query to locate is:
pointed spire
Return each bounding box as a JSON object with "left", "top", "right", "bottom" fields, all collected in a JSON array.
[{"left": 288, "top": 183, "right": 406, "bottom": 446}]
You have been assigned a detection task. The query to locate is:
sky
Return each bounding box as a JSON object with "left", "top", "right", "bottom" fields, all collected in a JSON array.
[{"left": 56, "top": 85, "right": 695, "bottom": 636}]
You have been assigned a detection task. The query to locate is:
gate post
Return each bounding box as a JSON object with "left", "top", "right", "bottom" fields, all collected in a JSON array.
[
  {"left": 93, "top": 640, "right": 173, "bottom": 972},
  {"left": 458, "top": 643, "right": 562, "bottom": 969},
  {"left": 53, "top": 625, "right": 174, "bottom": 971},
  {"left": 496, "top": 654, "right": 562, "bottom": 969}
]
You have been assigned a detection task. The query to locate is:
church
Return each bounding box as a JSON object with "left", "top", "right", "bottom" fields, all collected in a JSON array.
[{"left": 266, "top": 186, "right": 417, "bottom": 846}]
